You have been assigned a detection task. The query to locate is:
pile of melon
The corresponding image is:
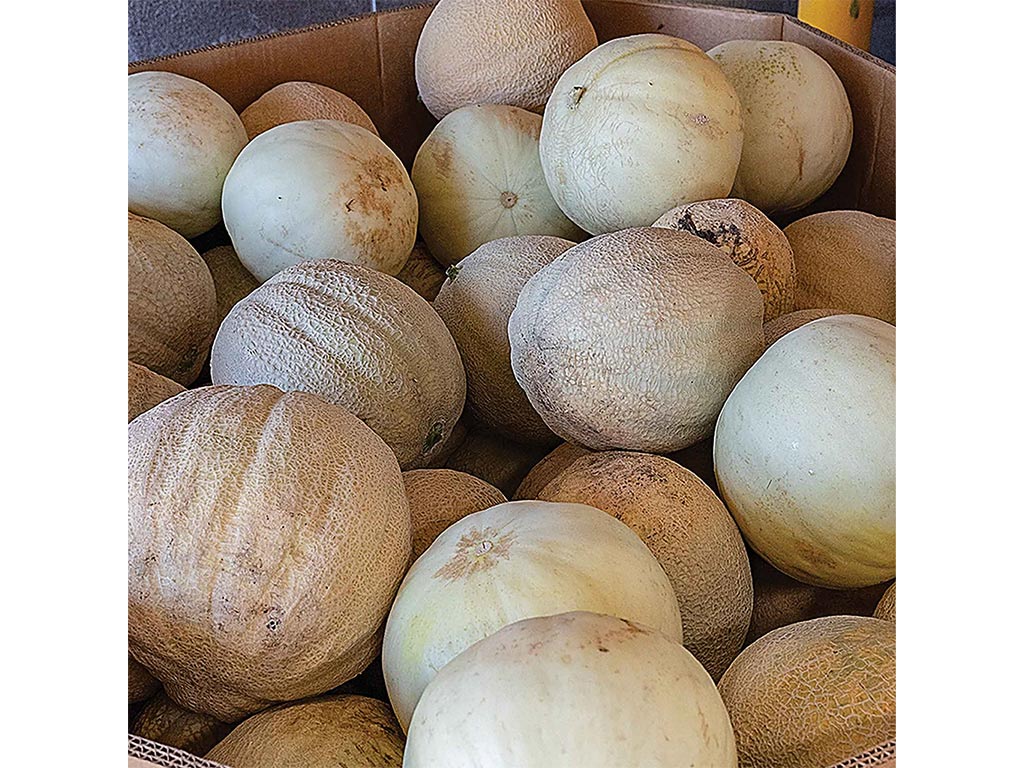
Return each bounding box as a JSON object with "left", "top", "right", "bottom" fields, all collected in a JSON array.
[{"left": 128, "top": 2, "right": 895, "bottom": 766}]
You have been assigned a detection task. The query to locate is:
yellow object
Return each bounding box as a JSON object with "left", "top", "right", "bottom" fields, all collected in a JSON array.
[{"left": 798, "top": 0, "right": 875, "bottom": 51}]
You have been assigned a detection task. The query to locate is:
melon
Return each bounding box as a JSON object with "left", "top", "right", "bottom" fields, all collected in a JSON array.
[
  {"left": 414, "top": 0, "right": 597, "bottom": 119},
  {"left": 513, "top": 442, "right": 591, "bottom": 500},
  {"left": 128, "top": 385, "right": 411, "bottom": 721},
  {"left": 240, "top": 81, "right": 378, "bottom": 139},
  {"left": 132, "top": 692, "right": 230, "bottom": 757},
  {"left": 785, "top": 211, "right": 896, "bottom": 324},
  {"left": 128, "top": 213, "right": 218, "bottom": 385},
  {"left": 443, "top": 428, "right": 548, "bottom": 496},
  {"left": 707, "top": 40, "right": 852, "bottom": 213},
  {"left": 129, "top": 653, "right": 160, "bottom": 705},
  {"left": 210, "top": 260, "right": 466, "bottom": 470},
  {"left": 412, "top": 105, "right": 582, "bottom": 266},
  {"left": 874, "top": 582, "right": 896, "bottom": 622},
  {"left": 205, "top": 695, "right": 404, "bottom": 767},
  {"left": 200, "top": 245, "right": 260, "bottom": 324},
  {"left": 763, "top": 308, "right": 844, "bottom": 348},
  {"left": 714, "top": 315, "right": 895, "bottom": 588},
  {"left": 537, "top": 451, "right": 751, "bottom": 680},
  {"left": 719, "top": 616, "right": 896, "bottom": 768},
  {"left": 433, "top": 236, "right": 575, "bottom": 443},
  {"left": 540, "top": 34, "right": 743, "bottom": 234},
  {"left": 509, "top": 227, "right": 763, "bottom": 452},
  {"left": 653, "top": 199, "right": 795, "bottom": 322},
  {"left": 667, "top": 438, "right": 718, "bottom": 492},
  {"left": 403, "top": 469, "right": 507, "bottom": 560},
  {"left": 221, "top": 120, "right": 417, "bottom": 281},
  {"left": 405, "top": 611, "right": 737, "bottom": 767},
  {"left": 395, "top": 242, "right": 446, "bottom": 302},
  {"left": 382, "top": 500, "right": 683, "bottom": 731},
  {"left": 128, "top": 361, "right": 184, "bottom": 422},
  {"left": 128, "top": 71, "right": 247, "bottom": 237}
]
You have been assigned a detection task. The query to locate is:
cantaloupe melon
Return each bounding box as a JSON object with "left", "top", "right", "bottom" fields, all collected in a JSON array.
[
  {"left": 403, "top": 469, "right": 506, "bottom": 560},
  {"left": 129, "top": 653, "right": 160, "bottom": 705},
  {"left": 210, "top": 260, "right": 466, "bottom": 470},
  {"left": 443, "top": 428, "right": 548, "bottom": 496},
  {"left": 240, "top": 81, "right": 378, "bottom": 139},
  {"left": 433, "top": 236, "right": 575, "bottom": 444},
  {"left": 509, "top": 227, "right": 763, "bottom": 452},
  {"left": 405, "top": 611, "right": 737, "bottom": 767},
  {"left": 513, "top": 442, "right": 591, "bottom": 500},
  {"left": 205, "top": 695, "right": 404, "bottom": 767},
  {"left": 763, "top": 308, "right": 844, "bottom": 348},
  {"left": 128, "top": 213, "right": 218, "bottom": 385},
  {"left": 719, "top": 616, "right": 896, "bottom": 768},
  {"left": 395, "top": 242, "right": 446, "bottom": 302},
  {"left": 537, "top": 451, "right": 751, "bottom": 680},
  {"left": 414, "top": 0, "right": 597, "bottom": 119},
  {"left": 874, "top": 582, "right": 896, "bottom": 622},
  {"left": 132, "top": 692, "right": 231, "bottom": 757},
  {"left": 382, "top": 501, "right": 683, "bottom": 731},
  {"left": 200, "top": 245, "right": 260, "bottom": 325},
  {"left": 128, "top": 361, "right": 184, "bottom": 422},
  {"left": 128, "top": 385, "right": 411, "bottom": 721}
]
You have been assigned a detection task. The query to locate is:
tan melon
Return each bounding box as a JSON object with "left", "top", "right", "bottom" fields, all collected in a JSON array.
[
  {"left": 423, "top": 417, "right": 469, "bottom": 469},
  {"left": 414, "top": 0, "right": 597, "bottom": 120},
  {"left": 395, "top": 242, "right": 446, "bottom": 302},
  {"left": 128, "top": 361, "right": 185, "bottom": 422},
  {"left": 433, "top": 236, "right": 575, "bottom": 444},
  {"left": 412, "top": 106, "right": 582, "bottom": 266},
  {"left": 513, "top": 442, "right": 592, "bottom": 500},
  {"left": 129, "top": 653, "right": 160, "bottom": 705},
  {"left": 132, "top": 692, "right": 231, "bottom": 756},
  {"left": 200, "top": 245, "right": 261, "bottom": 325},
  {"left": 210, "top": 260, "right": 466, "bottom": 470},
  {"left": 653, "top": 199, "right": 795, "bottom": 322},
  {"left": 128, "top": 213, "right": 218, "bottom": 385},
  {"left": 784, "top": 211, "right": 896, "bottom": 324},
  {"left": 444, "top": 428, "right": 548, "bottom": 497},
  {"left": 205, "top": 695, "right": 404, "bottom": 767},
  {"left": 538, "top": 451, "right": 752, "bottom": 680},
  {"left": 240, "top": 81, "right": 378, "bottom": 140},
  {"left": 128, "top": 385, "right": 411, "bottom": 721},
  {"left": 403, "top": 469, "right": 507, "bottom": 560},
  {"left": 719, "top": 616, "right": 896, "bottom": 768},
  {"left": 763, "top": 308, "right": 844, "bottom": 348},
  {"left": 874, "top": 582, "right": 896, "bottom": 622},
  {"left": 509, "top": 227, "right": 763, "bottom": 452}
]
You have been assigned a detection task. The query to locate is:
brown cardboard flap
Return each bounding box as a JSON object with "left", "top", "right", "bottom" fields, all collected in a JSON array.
[{"left": 585, "top": 0, "right": 783, "bottom": 48}]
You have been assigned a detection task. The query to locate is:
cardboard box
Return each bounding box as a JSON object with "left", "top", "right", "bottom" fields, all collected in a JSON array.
[{"left": 128, "top": 3, "right": 895, "bottom": 766}]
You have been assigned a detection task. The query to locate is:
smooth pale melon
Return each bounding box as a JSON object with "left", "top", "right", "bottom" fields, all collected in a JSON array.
[
  {"left": 714, "top": 315, "right": 895, "bottom": 588},
  {"left": 414, "top": 0, "right": 597, "bottom": 119},
  {"left": 395, "top": 242, "right": 446, "bottom": 302},
  {"left": 513, "top": 442, "right": 591, "bottom": 500},
  {"left": 874, "top": 582, "right": 896, "bottom": 622},
  {"left": 128, "top": 385, "right": 411, "bottom": 721},
  {"left": 405, "top": 611, "right": 737, "bottom": 767},
  {"left": 205, "top": 695, "right": 404, "bottom": 767},
  {"left": 128, "top": 71, "right": 248, "bottom": 237},
  {"left": 128, "top": 213, "right": 218, "bottom": 385},
  {"left": 540, "top": 34, "right": 743, "bottom": 234},
  {"left": 132, "top": 692, "right": 231, "bottom": 757},
  {"left": 708, "top": 40, "right": 852, "bottom": 214},
  {"left": 433, "top": 236, "right": 575, "bottom": 444},
  {"left": 538, "top": 451, "right": 751, "bottom": 680},
  {"left": 763, "top": 307, "right": 844, "bottom": 348},
  {"left": 382, "top": 500, "right": 683, "bottom": 731},
  {"left": 240, "top": 81, "right": 378, "bottom": 139},
  {"left": 210, "top": 260, "right": 466, "bottom": 470},
  {"left": 719, "top": 616, "right": 895, "bottom": 768},
  {"left": 129, "top": 654, "right": 160, "bottom": 705},
  {"left": 443, "top": 428, "right": 548, "bottom": 496},
  {"left": 128, "top": 361, "right": 184, "bottom": 422},
  {"left": 402, "top": 469, "right": 506, "bottom": 560},
  {"left": 200, "top": 245, "right": 260, "bottom": 325},
  {"left": 509, "top": 227, "right": 763, "bottom": 452}
]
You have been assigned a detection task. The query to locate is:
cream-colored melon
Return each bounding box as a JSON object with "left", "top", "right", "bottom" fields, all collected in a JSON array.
[
  {"left": 714, "top": 315, "right": 895, "bottom": 588},
  {"left": 128, "top": 71, "right": 248, "bottom": 237},
  {"left": 221, "top": 120, "right": 417, "bottom": 281},
  {"left": 513, "top": 442, "right": 591, "bottom": 500},
  {"left": 708, "top": 41, "right": 852, "bottom": 213},
  {"left": 128, "top": 385, "right": 411, "bottom": 721},
  {"left": 413, "top": 105, "right": 582, "bottom": 266},
  {"left": 210, "top": 260, "right": 465, "bottom": 470},
  {"left": 129, "top": 653, "right": 160, "bottom": 705},
  {"left": 240, "top": 81, "right": 378, "bottom": 139},
  {"left": 395, "top": 242, "right": 446, "bottom": 302},
  {"left": 538, "top": 451, "right": 751, "bottom": 680},
  {"left": 719, "top": 616, "right": 896, "bottom": 768},
  {"left": 128, "top": 213, "right": 218, "bottom": 385},
  {"left": 509, "top": 227, "right": 763, "bottom": 452},
  {"left": 205, "top": 695, "right": 404, "bottom": 767},
  {"left": 433, "top": 236, "right": 575, "bottom": 443},
  {"left": 128, "top": 361, "right": 185, "bottom": 422},
  {"left": 763, "top": 307, "right": 844, "bottom": 348},
  {"left": 443, "top": 428, "right": 548, "bottom": 496},
  {"left": 201, "top": 245, "right": 260, "bottom": 324},
  {"left": 540, "top": 34, "right": 743, "bottom": 235},
  {"left": 382, "top": 500, "right": 683, "bottom": 731},
  {"left": 785, "top": 211, "right": 896, "bottom": 324},
  {"left": 402, "top": 469, "right": 506, "bottom": 560},
  {"left": 406, "top": 611, "right": 737, "bottom": 767},
  {"left": 653, "top": 199, "right": 795, "bottom": 322},
  {"left": 132, "top": 692, "right": 231, "bottom": 756},
  {"left": 414, "top": 0, "right": 597, "bottom": 119},
  {"left": 874, "top": 582, "right": 896, "bottom": 622}
]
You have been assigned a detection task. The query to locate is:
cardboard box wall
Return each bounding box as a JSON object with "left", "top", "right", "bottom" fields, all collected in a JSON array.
[{"left": 128, "top": 2, "right": 896, "bottom": 766}]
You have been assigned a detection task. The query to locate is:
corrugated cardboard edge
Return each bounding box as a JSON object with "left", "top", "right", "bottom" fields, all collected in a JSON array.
[{"left": 828, "top": 739, "right": 897, "bottom": 768}]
